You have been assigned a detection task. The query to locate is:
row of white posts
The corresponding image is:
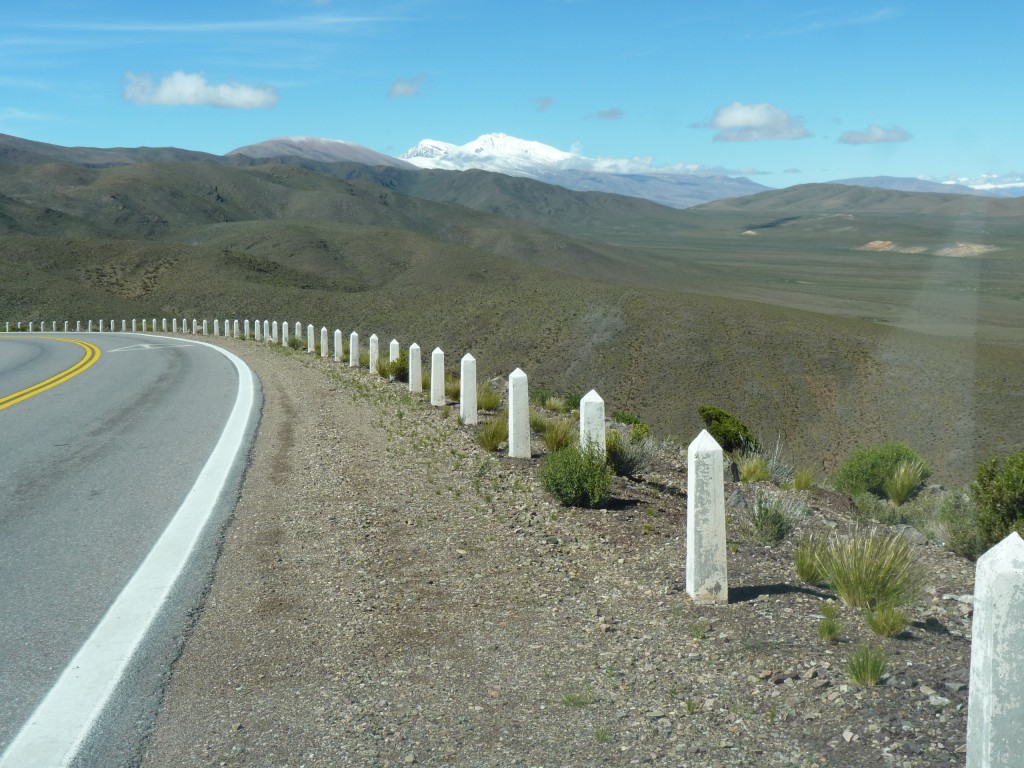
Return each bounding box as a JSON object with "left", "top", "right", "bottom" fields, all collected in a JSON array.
[{"left": 5, "top": 315, "right": 1022, "bottom": 764}]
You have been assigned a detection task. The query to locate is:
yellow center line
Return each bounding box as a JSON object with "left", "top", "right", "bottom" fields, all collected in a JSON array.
[{"left": 0, "top": 337, "right": 102, "bottom": 410}]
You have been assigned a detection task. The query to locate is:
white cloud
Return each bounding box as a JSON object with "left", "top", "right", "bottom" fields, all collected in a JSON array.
[
  {"left": 388, "top": 74, "right": 427, "bottom": 98},
  {"left": 123, "top": 70, "right": 278, "bottom": 108},
  {"left": 839, "top": 124, "right": 912, "bottom": 144},
  {"left": 701, "top": 101, "right": 809, "bottom": 141}
]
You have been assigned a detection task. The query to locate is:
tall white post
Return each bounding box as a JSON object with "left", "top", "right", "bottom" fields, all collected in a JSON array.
[
  {"left": 272, "top": 321, "right": 278, "bottom": 343},
  {"left": 321, "top": 327, "right": 329, "bottom": 359},
  {"left": 349, "top": 332, "right": 359, "bottom": 367},
  {"left": 306, "top": 324, "right": 315, "bottom": 354},
  {"left": 508, "top": 368, "right": 530, "bottom": 458},
  {"left": 233, "top": 319, "right": 239, "bottom": 339},
  {"left": 580, "top": 390, "right": 606, "bottom": 454},
  {"left": 130, "top": 318, "right": 136, "bottom": 333},
  {"left": 369, "top": 334, "right": 379, "bottom": 374},
  {"left": 333, "top": 329, "right": 342, "bottom": 361},
  {"left": 88, "top": 320, "right": 93, "bottom": 332},
  {"left": 967, "top": 531, "right": 1024, "bottom": 767},
  {"left": 213, "top": 319, "right": 220, "bottom": 337},
  {"left": 171, "top": 318, "right": 177, "bottom": 334},
  {"left": 162, "top": 318, "right": 168, "bottom": 332},
  {"left": 263, "top": 320, "right": 270, "bottom": 342},
  {"left": 254, "top": 320, "right": 261, "bottom": 341},
  {"left": 76, "top": 321, "right": 82, "bottom": 332},
  {"left": 389, "top": 339, "right": 400, "bottom": 363},
  {"left": 63, "top": 321, "right": 68, "bottom": 332},
  {"left": 243, "top": 319, "right": 249, "bottom": 339},
  {"left": 294, "top": 322, "right": 301, "bottom": 342},
  {"left": 191, "top": 319, "right": 197, "bottom": 335},
  {"left": 408, "top": 343, "right": 422, "bottom": 393},
  {"left": 460, "top": 353, "right": 477, "bottom": 425},
  {"left": 202, "top": 319, "right": 208, "bottom": 336},
  {"left": 152, "top": 318, "right": 156, "bottom": 332},
  {"left": 686, "top": 429, "right": 728, "bottom": 604},
  {"left": 430, "top": 348, "right": 445, "bottom": 405},
  {"left": 281, "top": 322, "right": 289, "bottom": 347},
  {"left": 98, "top": 319, "right": 104, "bottom": 332},
  {"left": 120, "top": 319, "right": 126, "bottom": 332}
]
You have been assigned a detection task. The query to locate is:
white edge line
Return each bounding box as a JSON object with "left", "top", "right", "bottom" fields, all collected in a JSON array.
[{"left": 0, "top": 335, "right": 257, "bottom": 768}]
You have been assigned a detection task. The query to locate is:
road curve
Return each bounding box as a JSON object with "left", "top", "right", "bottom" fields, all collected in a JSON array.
[{"left": 0, "top": 333, "right": 261, "bottom": 767}]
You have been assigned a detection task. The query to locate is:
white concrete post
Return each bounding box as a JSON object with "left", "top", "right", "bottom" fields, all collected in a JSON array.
[
  {"left": 272, "top": 321, "right": 278, "bottom": 343},
  {"left": 369, "top": 334, "right": 379, "bottom": 374},
  {"left": 281, "top": 322, "right": 289, "bottom": 347},
  {"left": 202, "top": 319, "right": 208, "bottom": 336},
  {"left": 580, "top": 390, "right": 606, "bottom": 454},
  {"left": 409, "top": 343, "right": 422, "bottom": 393},
  {"left": 430, "top": 348, "right": 445, "bottom": 406},
  {"left": 333, "top": 329, "right": 342, "bottom": 362},
  {"left": 294, "top": 322, "right": 301, "bottom": 342},
  {"left": 152, "top": 318, "right": 156, "bottom": 332},
  {"left": 213, "top": 319, "right": 220, "bottom": 337},
  {"left": 88, "top": 320, "right": 93, "bottom": 332},
  {"left": 171, "top": 318, "right": 177, "bottom": 334},
  {"left": 233, "top": 319, "right": 239, "bottom": 339},
  {"left": 967, "top": 531, "right": 1024, "bottom": 768},
  {"left": 130, "top": 318, "right": 136, "bottom": 333},
  {"left": 76, "top": 321, "right": 81, "bottom": 332},
  {"left": 243, "top": 319, "right": 249, "bottom": 339},
  {"left": 98, "top": 319, "right": 103, "bottom": 332},
  {"left": 460, "top": 353, "right": 477, "bottom": 425},
  {"left": 162, "top": 318, "right": 168, "bottom": 332},
  {"left": 254, "top": 320, "right": 261, "bottom": 341},
  {"left": 263, "top": 320, "right": 270, "bottom": 342},
  {"left": 508, "top": 368, "right": 530, "bottom": 458},
  {"left": 306, "top": 324, "right": 315, "bottom": 354},
  {"left": 182, "top": 318, "right": 186, "bottom": 334},
  {"left": 349, "top": 332, "right": 359, "bottom": 367},
  {"left": 686, "top": 429, "right": 728, "bottom": 604},
  {"left": 321, "top": 327, "right": 329, "bottom": 359},
  {"left": 63, "top": 321, "right": 68, "bottom": 332},
  {"left": 389, "top": 339, "right": 400, "bottom": 363},
  {"left": 120, "top": 319, "right": 125, "bottom": 332}
]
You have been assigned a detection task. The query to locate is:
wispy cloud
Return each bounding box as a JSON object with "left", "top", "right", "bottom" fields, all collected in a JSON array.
[
  {"left": 697, "top": 101, "right": 809, "bottom": 142},
  {"left": 532, "top": 96, "right": 554, "bottom": 111},
  {"left": 595, "top": 107, "right": 624, "bottom": 120},
  {"left": 388, "top": 73, "right": 427, "bottom": 98},
  {"left": 17, "top": 15, "right": 390, "bottom": 34},
  {"left": 0, "top": 107, "right": 51, "bottom": 123},
  {"left": 776, "top": 8, "right": 899, "bottom": 36},
  {"left": 123, "top": 71, "right": 278, "bottom": 108},
  {"left": 839, "top": 124, "right": 912, "bottom": 144}
]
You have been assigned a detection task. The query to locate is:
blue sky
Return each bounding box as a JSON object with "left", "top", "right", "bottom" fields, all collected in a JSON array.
[{"left": 1, "top": 0, "right": 1020, "bottom": 188}]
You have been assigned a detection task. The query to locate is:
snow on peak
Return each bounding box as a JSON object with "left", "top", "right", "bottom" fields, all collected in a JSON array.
[{"left": 400, "top": 133, "right": 574, "bottom": 175}]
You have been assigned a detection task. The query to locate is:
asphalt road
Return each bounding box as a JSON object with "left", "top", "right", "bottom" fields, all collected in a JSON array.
[{"left": 0, "top": 332, "right": 259, "bottom": 766}]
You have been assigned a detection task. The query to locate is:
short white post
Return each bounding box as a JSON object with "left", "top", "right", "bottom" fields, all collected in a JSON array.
[
  {"left": 508, "top": 368, "right": 530, "bottom": 458},
  {"left": 182, "top": 318, "right": 187, "bottom": 334},
  {"left": 349, "top": 332, "right": 359, "bottom": 367},
  {"left": 120, "top": 319, "right": 126, "bottom": 332},
  {"left": 281, "top": 322, "right": 289, "bottom": 347},
  {"left": 254, "top": 319, "right": 261, "bottom": 341},
  {"left": 192, "top": 319, "right": 197, "bottom": 335},
  {"left": 162, "top": 318, "right": 168, "bottom": 332},
  {"left": 333, "top": 329, "right": 342, "bottom": 361},
  {"left": 233, "top": 319, "right": 239, "bottom": 339},
  {"left": 321, "top": 327, "right": 329, "bottom": 359},
  {"left": 294, "top": 322, "right": 301, "bottom": 342},
  {"left": 87, "top": 320, "right": 93, "bottom": 332},
  {"left": 272, "top": 320, "right": 278, "bottom": 343},
  {"left": 967, "top": 531, "right": 1024, "bottom": 767},
  {"left": 369, "top": 334, "right": 379, "bottom": 374},
  {"left": 306, "top": 324, "right": 315, "bottom": 354},
  {"left": 172, "top": 318, "right": 177, "bottom": 334},
  {"left": 460, "top": 353, "right": 477, "bottom": 425},
  {"left": 263, "top": 320, "right": 270, "bottom": 342},
  {"left": 63, "top": 321, "right": 68, "bottom": 332},
  {"left": 98, "top": 319, "right": 103, "bottom": 332},
  {"left": 202, "top": 319, "right": 208, "bottom": 336},
  {"left": 76, "top": 321, "right": 81, "bottom": 332},
  {"left": 389, "top": 339, "right": 400, "bottom": 363},
  {"left": 243, "top": 319, "right": 249, "bottom": 339},
  {"left": 130, "top": 319, "right": 136, "bottom": 333},
  {"left": 151, "top": 318, "right": 156, "bottom": 331},
  {"left": 430, "top": 348, "right": 445, "bottom": 405},
  {"left": 686, "top": 429, "right": 728, "bottom": 604},
  {"left": 213, "top": 319, "right": 220, "bottom": 337},
  {"left": 580, "top": 390, "right": 606, "bottom": 454},
  {"left": 408, "top": 343, "right": 422, "bottom": 393}
]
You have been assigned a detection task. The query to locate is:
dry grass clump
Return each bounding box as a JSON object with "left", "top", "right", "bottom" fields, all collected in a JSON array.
[
  {"left": 477, "top": 382, "right": 502, "bottom": 412},
  {"left": 477, "top": 413, "right": 509, "bottom": 451}
]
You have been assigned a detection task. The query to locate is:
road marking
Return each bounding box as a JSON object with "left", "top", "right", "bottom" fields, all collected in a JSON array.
[
  {"left": 0, "top": 338, "right": 101, "bottom": 411},
  {"left": 0, "top": 337, "right": 257, "bottom": 768},
  {"left": 106, "top": 343, "right": 194, "bottom": 353}
]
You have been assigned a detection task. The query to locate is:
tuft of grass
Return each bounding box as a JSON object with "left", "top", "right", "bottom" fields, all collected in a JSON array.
[
  {"left": 544, "top": 417, "right": 576, "bottom": 453},
  {"left": 793, "top": 468, "right": 816, "bottom": 492},
  {"left": 530, "top": 408, "right": 549, "bottom": 434},
  {"left": 817, "top": 527, "right": 923, "bottom": 611},
  {"left": 445, "top": 375, "right": 460, "bottom": 401},
  {"left": 937, "top": 491, "right": 983, "bottom": 560},
  {"left": 477, "top": 382, "right": 501, "bottom": 411},
  {"left": 817, "top": 616, "right": 842, "bottom": 643},
  {"left": 561, "top": 688, "right": 596, "bottom": 707},
  {"left": 738, "top": 453, "right": 771, "bottom": 483},
  {"left": 794, "top": 533, "right": 828, "bottom": 586},
  {"left": 605, "top": 429, "right": 655, "bottom": 478},
  {"left": 833, "top": 441, "right": 929, "bottom": 499},
  {"left": 593, "top": 726, "right": 611, "bottom": 744},
  {"left": 540, "top": 444, "right": 612, "bottom": 508},
  {"left": 884, "top": 459, "right": 928, "bottom": 505},
  {"left": 864, "top": 605, "right": 909, "bottom": 637},
  {"left": 846, "top": 644, "right": 887, "bottom": 686},
  {"left": 820, "top": 602, "right": 841, "bottom": 620},
  {"left": 544, "top": 395, "right": 570, "bottom": 413},
  {"left": 747, "top": 489, "right": 798, "bottom": 544},
  {"left": 477, "top": 413, "right": 509, "bottom": 452}
]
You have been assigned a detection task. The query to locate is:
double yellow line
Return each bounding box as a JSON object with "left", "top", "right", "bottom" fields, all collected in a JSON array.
[{"left": 0, "top": 337, "right": 102, "bottom": 410}]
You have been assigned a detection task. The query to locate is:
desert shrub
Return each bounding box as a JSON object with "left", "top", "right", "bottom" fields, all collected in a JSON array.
[
  {"left": 747, "top": 490, "right": 800, "bottom": 544},
  {"left": 817, "top": 528, "right": 923, "bottom": 611},
  {"left": 832, "top": 442, "right": 929, "bottom": 499},
  {"left": 477, "top": 382, "right": 501, "bottom": 411},
  {"left": 477, "top": 414, "right": 509, "bottom": 452},
  {"left": 864, "top": 605, "right": 909, "bottom": 638},
  {"left": 697, "top": 405, "right": 759, "bottom": 454},
  {"left": 937, "top": 491, "right": 983, "bottom": 560},
  {"left": 847, "top": 644, "right": 887, "bottom": 686},
  {"left": 606, "top": 429, "right": 655, "bottom": 478},
  {"left": 288, "top": 334, "right": 304, "bottom": 351},
  {"left": 793, "top": 468, "right": 816, "bottom": 491},
  {"left": 382, "top": 351, "right": 409, "bottom": 382},
  {"left": 738, "top": 454, "right": 771, "bottom": 483},
  {"left": 972, "top": 452, "right": 1024, "bottom": 551},
  {"left": 794, "top": 533, "right": 828, "bottom": 586},
  {"left": 544, "top": 418, "right": 576, "bottom": 453},
  {"left": 884, "top": 459, "right": 929, "bottom": 505},
  {"left": 540, "top": 444, "right": 612, "bottom": 508},
  {"left": 852, "top": 492, "right": 901, "bottom": 526}
]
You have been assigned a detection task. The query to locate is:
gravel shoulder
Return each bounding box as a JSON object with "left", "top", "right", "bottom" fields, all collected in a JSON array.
[{"left": 140, "top": 338, "right": 975, "bottom": 768}]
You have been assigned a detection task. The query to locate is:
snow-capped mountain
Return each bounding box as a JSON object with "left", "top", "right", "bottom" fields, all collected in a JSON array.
[
  {"left": 228, "top": 136, "right": 414, "bottom": 168},
  {"left": 401, "top": 133, "right": 768, "bottom": 208}
]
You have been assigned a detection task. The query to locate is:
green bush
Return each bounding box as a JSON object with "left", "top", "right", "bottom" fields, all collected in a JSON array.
[
  {"left": 937, "top": 491, "right": 983, "bottom": 560},
  {"left": 381, "top": 351, "right": 409, "bottom": 382},
  {"left": 697, "top": 405, "right": 759, "bottom": 454},
  {"left": 747, "top": 490, "right": 800, "bottom": 544},
  {"left": 972, "top": 452, "right": 1024, "bottom": 551},
  {"left": 832, "top": 442, "right": 929, "bottom": 499},
  {"left": 540, "top": 444, "right": 613, "bottom": 508}
]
